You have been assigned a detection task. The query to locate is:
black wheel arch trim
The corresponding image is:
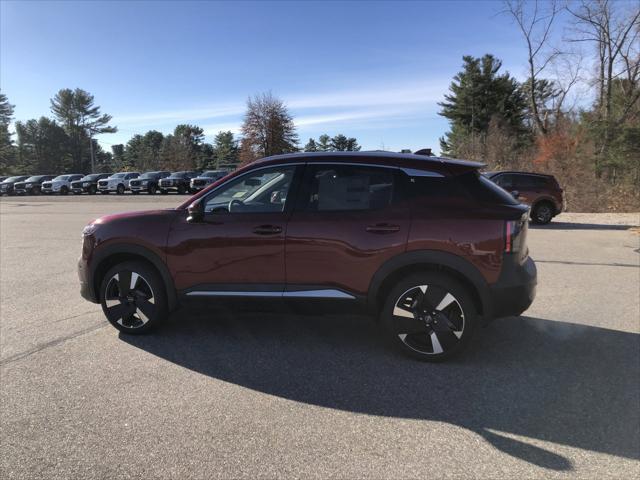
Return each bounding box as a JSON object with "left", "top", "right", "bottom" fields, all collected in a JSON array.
[
  {"left": 367, "top": 250, "right": 493, "bottom": 319},
  {"left": 90, "top": 243, "right": 178, "bottom": 310}
]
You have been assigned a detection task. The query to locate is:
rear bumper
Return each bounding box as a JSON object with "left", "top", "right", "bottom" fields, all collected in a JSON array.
[{"left": 488, "top": 255, "right": 537, "bottom": 318}]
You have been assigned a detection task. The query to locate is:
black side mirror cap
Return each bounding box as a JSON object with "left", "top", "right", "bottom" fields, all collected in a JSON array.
[{"left": 187, "top": 200, "right": 204, "bottom": 223}]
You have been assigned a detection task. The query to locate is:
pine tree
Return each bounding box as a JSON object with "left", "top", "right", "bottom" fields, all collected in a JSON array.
[{"left": 438, "top": 54, "right": 528, "bottom": 159}]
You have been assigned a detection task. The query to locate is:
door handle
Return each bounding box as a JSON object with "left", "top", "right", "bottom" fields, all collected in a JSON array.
[
  {"left": 253, "top": 224, "right": 283, "bottom": 235},
  {"left": 365, "top": 223, "right": 401, "bottom": 234}
]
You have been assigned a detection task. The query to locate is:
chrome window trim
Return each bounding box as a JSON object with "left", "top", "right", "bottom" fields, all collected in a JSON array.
[{"left": 185, "top": 288, "right": 355, "bottom": 300}]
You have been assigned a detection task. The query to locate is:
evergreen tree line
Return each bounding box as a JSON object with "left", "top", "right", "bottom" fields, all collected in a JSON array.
[{"left": 0, "top": 89, "right": 362, "bottom": 176}]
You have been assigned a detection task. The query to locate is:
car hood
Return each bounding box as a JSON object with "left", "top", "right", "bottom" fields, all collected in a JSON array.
[{"left": 93, "top": 209, "right": 178, "bottom": 226}]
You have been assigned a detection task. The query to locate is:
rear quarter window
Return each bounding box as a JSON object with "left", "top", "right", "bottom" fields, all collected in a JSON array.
[{"left": 459, "top": 172, "right": 519, "bottom": 205}]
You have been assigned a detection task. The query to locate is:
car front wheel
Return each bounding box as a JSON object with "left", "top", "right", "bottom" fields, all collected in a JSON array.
[
  {"left": 99, "top": 261, "right": 168, "bottom": 334},
  {"left": 381, "top": 273, "right": 476, "bottom": 361}
]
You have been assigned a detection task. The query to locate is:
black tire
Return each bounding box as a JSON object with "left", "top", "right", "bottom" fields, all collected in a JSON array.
[
  {"left": 531, "top": 201, "right": 554, "bottom": 225},
  {"left": 132, "top": 191, "right": 139, "bottom": 195},
  {"left": 148, "top": 184, "right": 157, "bottom": 195},
  {"left": 381, "top": 272, "right": 477, "bottom": 362},
  {"left": 116, "top": 184, "right": 125, "bottom": 195},
  {"left": 88, "top": 185, "right": 97, "bottom": 195},
  {"left": 60, "top": 186, "right": 69, "bottom": 195},
  {"left": 99, "top": 261, "right": 168, "bottom": 334},
  {"left": 160, "top": 189, "right": 168, "bottom": 195},
  {"left": 177, "top": 184, "right": 186, "bottom": 195}
]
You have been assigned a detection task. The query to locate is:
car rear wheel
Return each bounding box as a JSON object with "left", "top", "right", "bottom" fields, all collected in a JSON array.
[
  {"left": 88, "top": 186, "right": 97, "bottom": 195},
  {"left": 60, "top": 186, "right": 69, "bottom": 195},
  {"left": 381, "top": 273, "right": 476, "bottom": 361},
  {"left": 99, "top": 261, "right": 168, "bottom": 334},
  {"left": 148, "top": 184, "right": 157, "bottom": 195},
  {"left": 531, "top": 202, "right": 554, "bottom": 225},
  {"left": 116, "top": 184, "right": 125, "bottom": 195},
  {"left": 177, "top": 184, "right": 186, "bottom": 194}
]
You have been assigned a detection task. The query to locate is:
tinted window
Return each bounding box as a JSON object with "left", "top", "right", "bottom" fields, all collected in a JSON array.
[
  {"left": 204, "top": 166, "right": 296, "bottom": 214},
  {"left": 305, "top": 165, "right": 394, "bottom": 212},
  {"left": 459, "top": 172, "right": 519, "bottom": 205},
  {"left": 410, "top": 176, "right": 468, "bottom": 199},
  {"left": 515, "top": 175, "right": 548, "bottom": 189},
  {"left": 3, "top": 176, "right": 25, "bottom": 183},
  {"left": 490, "top": 173, "right": 517, "bottom": 190},
  {"left": 26, "top": 176, "right": 45, "bottom": 182},
  {"left": 111, "top": 173, "right": 126, "bottom": 178}
]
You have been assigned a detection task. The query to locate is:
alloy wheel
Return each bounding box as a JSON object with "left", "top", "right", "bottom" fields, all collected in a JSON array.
[
  {"left": 104, "top": 270, "right": 156, "bottom": 329},
  {"left": 535, "top": 204, "right": 552, "bottom": 224},
  {"left": 392, "top": 284, "right": 465, "bottom": 355}
]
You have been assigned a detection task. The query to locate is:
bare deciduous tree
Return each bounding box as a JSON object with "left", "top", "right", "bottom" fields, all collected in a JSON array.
[
  {"left": 239, "top": 92, "right": 298, "bottom": 165},
  {"left": 504, "top": 0, "right": 563, "bottom": 135},
  {"left": 567, "top": 0, "right": 640, "bottom": 156}
]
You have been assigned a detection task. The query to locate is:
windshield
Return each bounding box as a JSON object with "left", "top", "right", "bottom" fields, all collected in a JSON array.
[
  {"left": 110, "top": 173, "right": 127, "bottom": 179},
  {"left": 202, "top": 171, "right": 225, "bottom": 178},
  {"left": 26, "top": 176, "right": 46, "bottom": 182},
  {"left": 139, "top": 172, "right": 160, "bottom": 179},
  {"left": 168, "top": 172, "right": 187, "bottom": 179},
  {"left": 81, "top": 174, "right": 101, "bottom": 181},
  {"left": 3, "top": 176, "right": 26, "bottom": 183},
  {"left": 52, "top": 175, "right": 70, "bottom": 182}
]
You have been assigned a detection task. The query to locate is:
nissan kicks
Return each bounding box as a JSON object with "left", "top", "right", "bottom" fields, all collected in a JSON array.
[{"left": 79, "top": 152, "right": 537, "bottom": 361}]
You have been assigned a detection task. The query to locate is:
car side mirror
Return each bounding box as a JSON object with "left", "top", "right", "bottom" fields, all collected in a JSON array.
[
  {"left": 511, "top": 190, "right": 520, "bottom": 200},
  {"left": 187, "top": 199, "right": 204, "bottom": 223}
]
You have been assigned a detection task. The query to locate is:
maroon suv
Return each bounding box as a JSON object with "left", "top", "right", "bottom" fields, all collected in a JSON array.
[
  {"left": 485, "top": 171, "right": 564, "bottom": 224},
  {"left": 79, "top": 152, "right": 536, "bottom": 361}
]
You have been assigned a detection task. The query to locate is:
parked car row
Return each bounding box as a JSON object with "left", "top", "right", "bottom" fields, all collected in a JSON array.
[{"left": 0, "top": 170, "right": 230, "bottom": 196}]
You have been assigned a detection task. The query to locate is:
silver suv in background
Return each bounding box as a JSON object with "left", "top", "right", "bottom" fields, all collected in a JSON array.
[
  {"left": 190, "top": 170, "right": 229, "bottom": 192},
  {"left": 41, "top": 174, "right": 85, "bottom": 195},
  {"left": 97, "top": 172, "right": 140, "bottom": 194}
]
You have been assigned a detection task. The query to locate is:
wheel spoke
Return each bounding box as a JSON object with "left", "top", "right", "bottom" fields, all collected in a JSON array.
[
  {"left": 106, "top": 303, "right": 133, "bottom": 323},
  {"left": 117, "top": 271, "right": 132, "bottom": 295},
  {"left": 130, "top": 272, "right": 140, "bottom": 291},
  {"left": 393, "top": 304, "right": 414, "bottom": 318},
  {"left": 429, "top": 332, "right": 444, "bottom": 354},
  {"left": 394, "top": 315, "right": 427, "bottom": 335},
  {"left": 435, "top": 292, "right": 456, "bottom": 312},
  {"left": 136, "top": 297, "right": 155, "bottom": 321}
]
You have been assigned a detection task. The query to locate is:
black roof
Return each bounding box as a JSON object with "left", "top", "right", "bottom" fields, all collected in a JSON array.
[
  {"left": 257, "top": 151, "right": 485, "bottom": 169},
  {"left": 485, "top": 170, "right": 556, "bottom": 178}
]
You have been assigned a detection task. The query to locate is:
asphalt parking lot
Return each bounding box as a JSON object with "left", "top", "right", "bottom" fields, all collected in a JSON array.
[{"left": 1, "top": 196, "right": 639, "bottom": 479}]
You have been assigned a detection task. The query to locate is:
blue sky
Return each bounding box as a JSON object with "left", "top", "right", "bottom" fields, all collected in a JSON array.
[{"left": 2, "top": 0, "right": 562, "bottom": 154}]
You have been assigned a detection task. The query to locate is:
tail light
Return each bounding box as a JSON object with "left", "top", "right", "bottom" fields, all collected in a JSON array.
[{"left": 505, "top": 213, "right": 528, "bottom": 253}]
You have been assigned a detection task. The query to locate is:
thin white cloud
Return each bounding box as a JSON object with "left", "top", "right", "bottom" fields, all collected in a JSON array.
[{"left": 111, "top": 80, "right": 446, "bottom": 128}]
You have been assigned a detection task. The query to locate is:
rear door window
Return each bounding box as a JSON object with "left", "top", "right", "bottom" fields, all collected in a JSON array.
[
  {"left": 303, "top": 165, "right": 395, "bottom": 212},
  {"left": 515, "top": 175, "right": 548, "bottom": 189}
]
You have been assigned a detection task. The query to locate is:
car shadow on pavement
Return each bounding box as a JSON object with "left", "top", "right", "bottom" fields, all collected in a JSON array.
[
  {"left": 530, "top": 221, "right": 637, "bottom": 230},
  {"left": 121, "top": 308, "right": 640, "bottom": 471}
]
